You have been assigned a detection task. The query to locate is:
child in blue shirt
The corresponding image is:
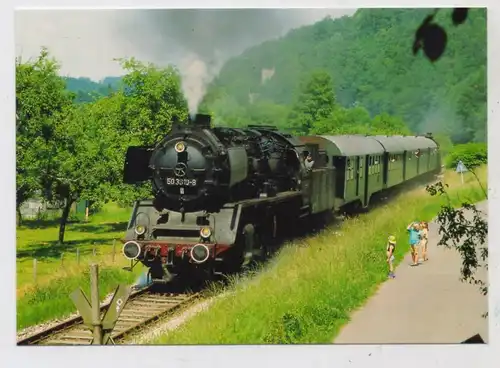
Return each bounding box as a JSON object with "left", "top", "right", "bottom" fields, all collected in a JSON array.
[{"left": 407, "top": 222, "right": 421, "bottom": 266}]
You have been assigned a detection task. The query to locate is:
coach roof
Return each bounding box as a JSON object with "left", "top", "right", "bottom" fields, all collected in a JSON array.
[
  {"left": 319, "top": 135, "right": 385, "bottom": 156},
  {"left": 371, "top": 135, "right": 408, "bottom": 153}
]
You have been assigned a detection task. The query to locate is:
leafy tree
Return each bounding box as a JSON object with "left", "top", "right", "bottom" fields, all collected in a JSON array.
[
  {"left": 288, "top": 70, "right": 336, "bottom": 134},
  {"left": 426, "top": 180, "right": 488, "bottom": 302},
  {"left": 369, "top": 112, "right": 412, "bottom": 135},
  {"left": 116, "top": 57, "right": 189, "bottom": 146},
  {"left": 43, "top": 100, "right": 123, "bottom": 243},
  {"left": 246, "top": 100, "right": 290, "bottom": 130},
  {"left": 15, "top": 47, "right": 75, "bottom": 224}
]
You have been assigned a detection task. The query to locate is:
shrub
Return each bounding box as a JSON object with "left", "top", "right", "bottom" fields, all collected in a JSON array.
[{"left": 445, "top": 142, "right": 487, "bottom": 170}]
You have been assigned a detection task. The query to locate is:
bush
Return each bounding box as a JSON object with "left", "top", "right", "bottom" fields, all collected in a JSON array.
[{"left": 445, "top": 142, "right": 487, "bottom": 169}]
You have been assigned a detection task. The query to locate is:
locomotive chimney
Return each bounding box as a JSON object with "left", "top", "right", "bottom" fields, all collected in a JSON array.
[{"left": 189, "top": 114, "right": 212, "bottom": 128}]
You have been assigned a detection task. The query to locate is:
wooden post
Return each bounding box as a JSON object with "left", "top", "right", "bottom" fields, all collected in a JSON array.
[
  {"left": 85, "top": 205, "right": 89, "bottom": 222},
  {"left": 33, "top": 258, "right": 37, "bottom": 285},
  {"left": 61, "top": 253, "right": 64, "bottom": 267},
  {"left": 76, "top": 248, "right": 80, "bottom": 265},
  {"left": 112, "top": 239, "right": 116, "bottom": 263},
  {"left": 89, "top": 264, "right": 103, "bottom": 344}
]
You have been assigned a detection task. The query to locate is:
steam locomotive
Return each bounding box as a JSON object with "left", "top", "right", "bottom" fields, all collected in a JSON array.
[{"left": 121, "top": 114, "right": 441, "bottom": 283}]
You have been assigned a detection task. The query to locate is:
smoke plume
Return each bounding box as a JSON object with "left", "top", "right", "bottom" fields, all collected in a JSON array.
[{"left": 117, "top": 9, "right": 355, "bottom": 116}]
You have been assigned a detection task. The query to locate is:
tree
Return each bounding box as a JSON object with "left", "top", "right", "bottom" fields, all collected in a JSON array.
[
  {"left": 426, "top": 177, "right": 488, "bottom": 302},
  {"left": 246, "top": 100, "right": 290, "bottom": 130},
  {"left": 43, "top": 100, "right": 123, "bottom": 243},
  {"left": 116, "top": 57, "right": 189, "bottom": 146},
  {"left": 15, "top": 47, "right": 75, "bottom": 224},
  {"left": 288, "top": 70, "right": 336, "bottom": 135},
  {"left": 369, "top": 112, "right": 412, "bottom": 135}
]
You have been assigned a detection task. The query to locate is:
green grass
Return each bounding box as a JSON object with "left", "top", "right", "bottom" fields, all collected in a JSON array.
[
  {"left": 16, "top": 266, "right": 143, "bottom": 330},
  {"left": 16, "top": 202, "right": 133, "bottom": 295},
  {"left": 16, "top": 201, "right": 148, "bottom": 330},
  {"left": 150, "top": 166, "right": 487, "bottom": 344}
]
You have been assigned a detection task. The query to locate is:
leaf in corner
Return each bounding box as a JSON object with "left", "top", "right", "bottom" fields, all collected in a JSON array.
[
  {"left": 422, "top": 24, "right": 448, "bottom": 62},
  {"left": 452, "top": 8, "right": 469, "bottom": 26}
]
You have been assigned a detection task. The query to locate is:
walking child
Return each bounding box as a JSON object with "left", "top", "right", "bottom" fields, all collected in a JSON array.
[
  {"left": 387, "top": 235, "right": 396, "bottom": 278},
  {"left": 407, "top": 222, "right": 421, "bottom": 266},
  {"left": 419, "top": 221, "right": 429, "bottom": 261}
]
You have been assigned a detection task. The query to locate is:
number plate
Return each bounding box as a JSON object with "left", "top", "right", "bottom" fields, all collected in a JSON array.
[{"left": 165, "top": 178, "right": 197, "bottom": 187}]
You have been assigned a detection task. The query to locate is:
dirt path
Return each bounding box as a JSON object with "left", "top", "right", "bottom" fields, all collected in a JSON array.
[{"left": 333, "top": 201, "right": 488, "bottom": 344}]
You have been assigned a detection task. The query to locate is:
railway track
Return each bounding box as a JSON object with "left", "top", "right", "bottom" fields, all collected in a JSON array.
[{"left": 17, "top": 286, "right": 200, "bottom": 345}]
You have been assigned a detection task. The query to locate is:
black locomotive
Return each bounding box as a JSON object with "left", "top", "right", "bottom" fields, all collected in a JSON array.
[{"left": 121, "top": 114, "right": 441, "bottom": 283}]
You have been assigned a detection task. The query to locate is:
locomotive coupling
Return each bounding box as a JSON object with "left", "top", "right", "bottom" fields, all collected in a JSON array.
[
  {"left": 190, "top": 243, "right": 210, "bottom": 264},
  {"left": 122, "top": 240, "right": 142, "bottom": 260}
]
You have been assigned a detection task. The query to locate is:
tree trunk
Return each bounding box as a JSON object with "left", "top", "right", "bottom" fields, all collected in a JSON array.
[
  {"left": 58, "top": 196, "right": 73, "bottom": 244},
  {"left": 16, "top": 205, "right": 22, "bottom": 226}
]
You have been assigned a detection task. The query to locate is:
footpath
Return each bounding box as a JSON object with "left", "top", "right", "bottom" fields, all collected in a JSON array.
[{"left": 333, "top": 201, "right": 488, "bottom": 344}]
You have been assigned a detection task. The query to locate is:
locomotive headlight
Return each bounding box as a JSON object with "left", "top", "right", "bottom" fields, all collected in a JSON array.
[
  {"left": 200, "top": 227, "right": 212, "bottom": 239},
  {"left": 190, "top": 244, "right": 210, "bottom": 264},
  {"left": 134, "top": 225, "right": 146, "bottom": 235},
  {"left": 123, "top": 241, "right": 142, "bottom": 260},
  {"left": 175, "top": 141, "right": 186, "bottom": 153}
]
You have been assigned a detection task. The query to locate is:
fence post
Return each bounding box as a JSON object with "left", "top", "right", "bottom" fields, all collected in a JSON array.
[
  {"left": 112, "top": 239, "right": 116, "bottom": 263},
  {"left": 76, "top": 248, "right": 80, "bottom": 265},
  {"left": 33, "top": 258, "right": 37, "bottom": 285},
  {"left": 90, "top": 264, "right": 103, "bottom": 344}
]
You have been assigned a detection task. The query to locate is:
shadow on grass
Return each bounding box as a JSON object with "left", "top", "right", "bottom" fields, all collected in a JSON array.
[
  {"left": 69, "top": 222, "right": 127, "bottom": 233},
  {"left": 18, "top": 219, "right": 127, "bottom": 233},
  {"left": 16, "top": 237, "right": 117, "bottom": 260},
  {"left": 18, "top": 218, "right": 78, "bottom": 229}
]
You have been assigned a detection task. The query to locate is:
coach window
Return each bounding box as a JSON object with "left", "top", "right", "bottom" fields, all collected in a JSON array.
[
  {"left": 368, "top": 157, "right": 372, "bottom": 175},
  {"left": 359, "top": 158, "right": 363, "bottom": 178}
]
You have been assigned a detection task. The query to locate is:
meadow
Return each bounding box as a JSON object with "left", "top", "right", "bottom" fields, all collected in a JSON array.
[
  {"left": 149, "top": 166, "right": 488, "bottom": 344},
  {"left": 16, "top": 202, "right": 145, "bottom": 330}
]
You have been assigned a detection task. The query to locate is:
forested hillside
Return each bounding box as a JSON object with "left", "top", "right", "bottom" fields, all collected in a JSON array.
[
  {"left": 63, "top": 76, "right": 121, "bottom": 103},
  {"left": 201, "top": 8, "right": 486, "bottom": 143}
]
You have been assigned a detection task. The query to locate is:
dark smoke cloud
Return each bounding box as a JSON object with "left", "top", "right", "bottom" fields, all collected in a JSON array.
[{"left": 117, "top": 9, "right": 355, "bottom": 115}]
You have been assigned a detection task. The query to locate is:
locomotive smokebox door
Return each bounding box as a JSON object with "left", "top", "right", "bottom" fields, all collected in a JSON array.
[{"left": 123, "top": 146, "right": 154, "bottom": 184}]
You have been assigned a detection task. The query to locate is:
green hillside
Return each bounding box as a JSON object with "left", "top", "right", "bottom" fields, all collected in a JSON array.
[
  {"left": 63, "top": 76, "right": 122, "bottom": 103},
  {"left": 201, "top": 8, "right": 486, "bottom": 143}
]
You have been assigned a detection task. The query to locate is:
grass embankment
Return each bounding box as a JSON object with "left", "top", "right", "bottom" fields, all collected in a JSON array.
[
  {"left": 16, "top": 202, "right": 146, "bottom": 330},
  {"left": 151, "top": 166, "right": 487, "bottom": 344}
]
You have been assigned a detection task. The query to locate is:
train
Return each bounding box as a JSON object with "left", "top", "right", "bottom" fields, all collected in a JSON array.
[{"left": 120, "top": 114, "right": 441, "bottom": 283}]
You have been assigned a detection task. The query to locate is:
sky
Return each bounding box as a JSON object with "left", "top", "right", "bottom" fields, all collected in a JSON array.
[{"left": 14, "top": 8, "right": 356, "bottom": 81}]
